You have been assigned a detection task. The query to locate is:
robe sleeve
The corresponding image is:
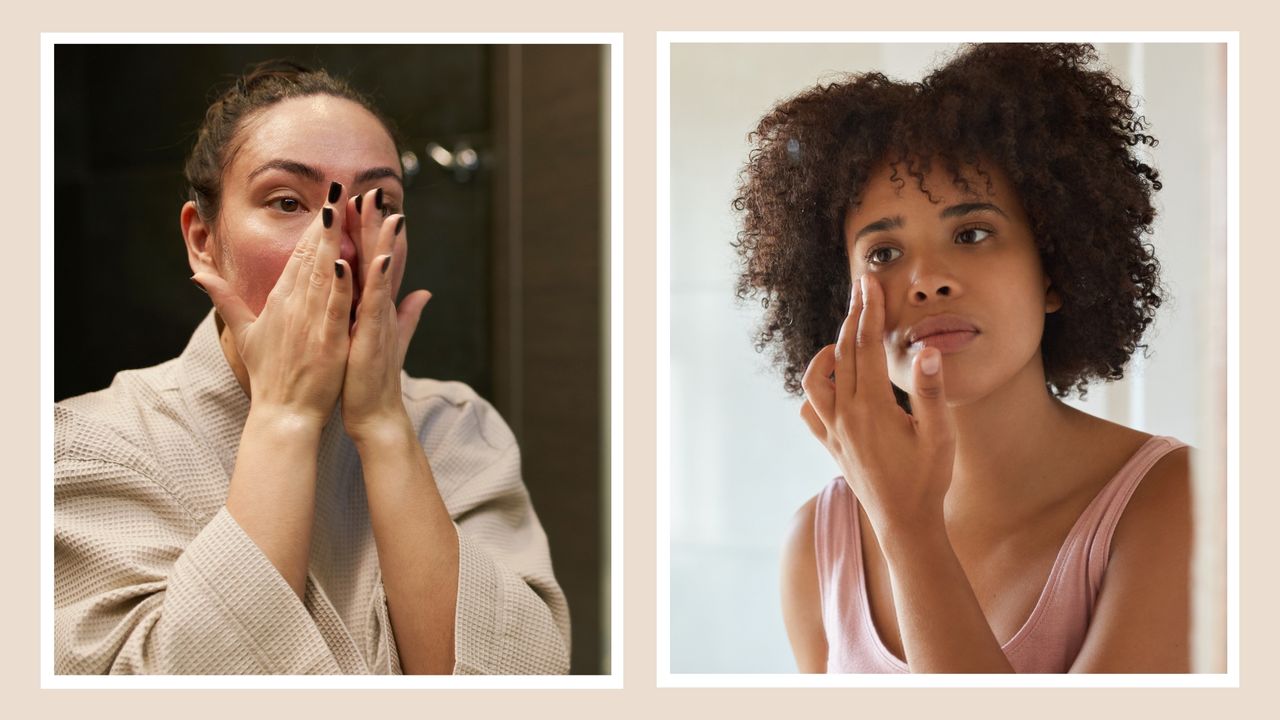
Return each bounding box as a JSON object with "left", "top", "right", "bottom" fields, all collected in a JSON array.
[
  {"left": 54, "top": 411, "right": 340, "bottom": 675},
  {"left": 406, "top": 385, "right": 572, "bottom": 675}
]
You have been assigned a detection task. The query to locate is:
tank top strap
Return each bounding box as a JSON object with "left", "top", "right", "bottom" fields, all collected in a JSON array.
[
  {"left": 1079, "top": 435, "right": 1188, "bottom": 601},
  {"left": 813, "top": 476, "right": 857, "bottom": 609},
  {"left": 813, "top": 477, "right": 910, "bottom": 672}
]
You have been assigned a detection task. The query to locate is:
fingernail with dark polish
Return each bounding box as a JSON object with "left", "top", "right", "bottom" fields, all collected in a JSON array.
[
  {"left": 328, "top": 181, "right": 342, "bottom": 204},
  {"left": 354, "top": 194, "right": 363, "bottom": 214},
  {"left": 375, "top": 187, "right": 384, "bottom": 211},
  {"left": 334, "top": 261, "right": 345, "bottom": 279},
  {"left": 395, "top": 216, "right": 405, "bottom": 235},
  {"left": 322, "top": 206, "right": 334, "bottom": 229},
  {"left": 381, "top": 256, "right": 391, "bottom": 274},
  {"left": 191, "top": 277, "right": 208, "bottom": 295}
]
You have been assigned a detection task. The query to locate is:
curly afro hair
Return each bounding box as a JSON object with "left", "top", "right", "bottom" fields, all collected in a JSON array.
[{"left": 733, "top": 43, "right": 1163, "bottom": 401}]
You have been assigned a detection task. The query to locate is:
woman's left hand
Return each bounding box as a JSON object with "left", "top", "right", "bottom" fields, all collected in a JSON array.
[
  {"left": 341, "top": 192, "right": 432, "bottom": 440},
  {"left": 799, "top": 274, "right": 958, "bottom": 544}
]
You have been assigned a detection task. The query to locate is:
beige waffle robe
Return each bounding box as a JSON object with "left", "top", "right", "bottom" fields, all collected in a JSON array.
[{"left": 55, "top": 311, "right": 570, "bottom": 674}]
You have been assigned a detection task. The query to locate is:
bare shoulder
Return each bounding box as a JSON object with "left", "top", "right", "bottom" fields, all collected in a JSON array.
[
  {"left": 1112, "top": 443, "right": 1192, "bottom": 558},
  {"left": 1071, "top": 442, "right": 1192, "bottom": 672},
  {"left": 780, "top": 495, "right": 827, "bottom": 673},
  {"left": 781, "top": 496, "right": 820, "bottom": 586}
]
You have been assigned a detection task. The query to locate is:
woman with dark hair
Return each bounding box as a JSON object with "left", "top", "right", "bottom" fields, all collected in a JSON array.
[
  {"left": 736, "top": 44, "right": 1192, "bottom": 672},
  {"left": 54, "top": 62, "right": 569, "bottom": 675}
]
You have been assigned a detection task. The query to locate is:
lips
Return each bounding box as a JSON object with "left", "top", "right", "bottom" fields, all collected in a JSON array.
[{"left": 903, "top": 314, "right": 979, "bottom": 352}]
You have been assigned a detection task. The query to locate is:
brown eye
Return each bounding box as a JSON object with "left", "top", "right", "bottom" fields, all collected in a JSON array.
[
  {"left": 956, "top": 227, "right": 992, "bottom": 244},
  {"left": 269, "top": 197, "right": 303, "bottom": 213},
  {"left": 866, "top": 246, "right": 902, "bottom": 265}
]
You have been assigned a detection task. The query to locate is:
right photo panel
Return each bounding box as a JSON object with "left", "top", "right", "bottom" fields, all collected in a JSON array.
[{"left": 664, "top": 37, "right": 1230, "bottom": 679}]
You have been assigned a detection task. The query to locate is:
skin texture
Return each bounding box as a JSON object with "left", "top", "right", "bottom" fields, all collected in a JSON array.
[
  {"left": 181, "top": 95, "right": 454, "bottom": 674},
  {"left": 781, "top": 162, "right": 1192, "bottom": 673}
]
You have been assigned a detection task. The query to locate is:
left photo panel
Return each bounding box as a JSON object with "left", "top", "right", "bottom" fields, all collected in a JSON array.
[{"left": 47, "top": 40, "right": 613, "bottom": 681}]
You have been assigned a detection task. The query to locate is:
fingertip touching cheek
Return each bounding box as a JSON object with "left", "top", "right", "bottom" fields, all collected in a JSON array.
[
  {"left": 206, "top": 95, "right": 404, "bottom": 317},
  {"left": 843, "top": 158, "right": 1058, "bottom": 405}
]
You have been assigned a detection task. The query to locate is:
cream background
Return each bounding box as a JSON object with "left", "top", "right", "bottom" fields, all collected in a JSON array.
[{"left": 7, "top": 0, "right": 1273, "bottom": 716}]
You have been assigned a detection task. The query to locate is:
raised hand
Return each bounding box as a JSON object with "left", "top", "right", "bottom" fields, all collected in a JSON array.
[
  {"left": 348, "top": 187, "right": 409, "bottom": 304},
  {"left": 193, "top": 181, "right": 354, "bottom": 428},
  {"left": 340, "top": 195, "right": 431, "bottom": 439},
  {"left": 798, "top": 274, "right": 958, "bottom": 542}
]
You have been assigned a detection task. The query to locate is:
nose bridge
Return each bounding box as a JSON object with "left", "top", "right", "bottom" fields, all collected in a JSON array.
[{"left": 907, "top": 242, "right": 958, "bottom": 302}]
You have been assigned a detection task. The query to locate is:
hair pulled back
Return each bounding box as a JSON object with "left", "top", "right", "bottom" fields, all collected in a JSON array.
[{"left": 184, "top": 59, "right": 399, "bottom": 222}]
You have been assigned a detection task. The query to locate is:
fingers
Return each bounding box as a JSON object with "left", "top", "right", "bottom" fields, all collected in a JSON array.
[
  {"left": 326, "top": 259, "right": 354, "bottom": 343},
  {"left": 353, "top": 187, "right": 386, "bottom": 282},
  {"left": 274, "top": 189, "right": 334, "bottom": 299},
  {"left": 355, "top": 253, "right": 395, "bottom": 333},
  {"left": 372, "top": 212, "right": 405, "bottom": 290},
  {"left": 854, "top": 274, "right": 896, "bottom": 406},
  {"left": 395, "top": 290, "right": 432, "bottom": 365},
  {"left": 382, "top": 214, "right": 408, "bottom": 299},
  {"left": 375, "top": 211, "right": 401, "bottom": 258},
  {"left": 801, "top": 344, "right": 837, "bottom": 429},
  {"left": 909, "top": 346, "right": 954, "bottom": 448},
  {"left": 191, "top": 272, "right": 254, "bottom": 345},
  {"left": 799, "top": 399, "right": 827, "bottom": 441},
  {"left": 308, "top": 182, "right": 346, "bottom": 311},
  {"left": 833, "top": 279, "right": 862, "bottom": 398}
]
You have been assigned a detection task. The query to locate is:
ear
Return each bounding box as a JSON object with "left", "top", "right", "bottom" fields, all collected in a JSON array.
[
  {"left": 181, "top": 200, "right": 218, "bottom": 275},
  {"left": 1043, "top": 275, "right": 1063, "bottom": 314}
]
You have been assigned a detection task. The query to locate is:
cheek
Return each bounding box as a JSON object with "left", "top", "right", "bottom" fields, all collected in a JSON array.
[
  {"left": 220, "top": 218, "right": 299, "bottom": 316},
  {"left": 878, "top": 301, "right": 912, "bottom": 389}
]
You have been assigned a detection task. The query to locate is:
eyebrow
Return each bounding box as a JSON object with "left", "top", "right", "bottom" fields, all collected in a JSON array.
[
  {"left": 853, "top": 215, "right": 904, "bottom": 241},
  {"left": 247, "top": 159, "right": 404, "bottom": 188},
  {"left": 354, "top": 166, "right": 404, "bottom": 187},
  {"left": 852, "top": 202, "right": 1008, "bottom": 242},
  {"left": 940, "top": 202, "right": 1008, "bottom": 220}
]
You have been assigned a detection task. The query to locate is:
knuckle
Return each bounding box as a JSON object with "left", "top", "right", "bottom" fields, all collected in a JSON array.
[
  {"left": 292, "top": 242, "right": 316, "bottom": 262},
  {"left": 854, "top": 326, "right": 874, "bottom": 349},
  {"left": 326, "top": 302, "right": 347, "bottom": 323},
  {"left": 916, "top": 384, "right": 944, "bottom": 401},
  {"left": 800, "top": 400, "right": 818, "bottom": 420}
]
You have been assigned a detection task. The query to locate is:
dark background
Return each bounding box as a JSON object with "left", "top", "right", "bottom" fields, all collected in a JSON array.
[{"left": 54, "top": 44, "right": 607, "bottom": 674}]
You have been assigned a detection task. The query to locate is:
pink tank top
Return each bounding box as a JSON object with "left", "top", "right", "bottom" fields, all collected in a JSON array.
[{"left": 813, "top": 435, "right": 1186, "bottom": 673}]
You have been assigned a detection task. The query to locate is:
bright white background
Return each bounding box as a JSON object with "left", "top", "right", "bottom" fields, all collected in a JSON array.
[{"left": 668, "top": 42, "right": 1225, "bottom": 674}]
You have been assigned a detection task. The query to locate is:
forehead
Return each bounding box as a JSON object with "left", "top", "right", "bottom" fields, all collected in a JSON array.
[{"left": 227, "top": 95, "right": 399, "bottom": 180}]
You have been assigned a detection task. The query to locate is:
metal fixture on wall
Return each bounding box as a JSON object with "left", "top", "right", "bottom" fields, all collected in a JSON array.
[
  {"left": 399, "top": 150, "right": 421, "bottom": 181},
  {"left": 424, "top": 140, "right": 482, "bottom": 182}
]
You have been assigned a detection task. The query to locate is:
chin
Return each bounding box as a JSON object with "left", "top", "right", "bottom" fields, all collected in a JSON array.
[{"left": 895, "top": 357, "right": 992, "bottom": 408}]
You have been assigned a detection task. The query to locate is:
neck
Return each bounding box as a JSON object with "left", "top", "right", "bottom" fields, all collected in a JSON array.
[
  {"left": 945, "top": 351, "right": 1082, "bottom": 521},
  {"left": 214, "top": 312, "right": 252, "bottom": 398}
]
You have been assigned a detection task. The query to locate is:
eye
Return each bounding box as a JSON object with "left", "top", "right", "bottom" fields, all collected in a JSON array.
[
  {"left": 864, "top": 245, "right": 903, "bottom": 266},
  {"left": 380, "top": 201, "right": 402, "bottom": 219},
  {"left": 267, "top": 196, "right": 305, "bottom": 214},
  {"left": 955, "top": 226, "right": 993, "bottom": 245}
]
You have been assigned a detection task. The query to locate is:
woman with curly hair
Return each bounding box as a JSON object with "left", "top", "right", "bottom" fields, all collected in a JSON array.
[{"left": 736, "top": 44, "right": 1190, "bottom": 672}]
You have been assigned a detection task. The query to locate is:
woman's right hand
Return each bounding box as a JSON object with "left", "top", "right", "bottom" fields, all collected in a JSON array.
[{"left": 192, "top": 181, "right": 354, "bottom": 427}]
